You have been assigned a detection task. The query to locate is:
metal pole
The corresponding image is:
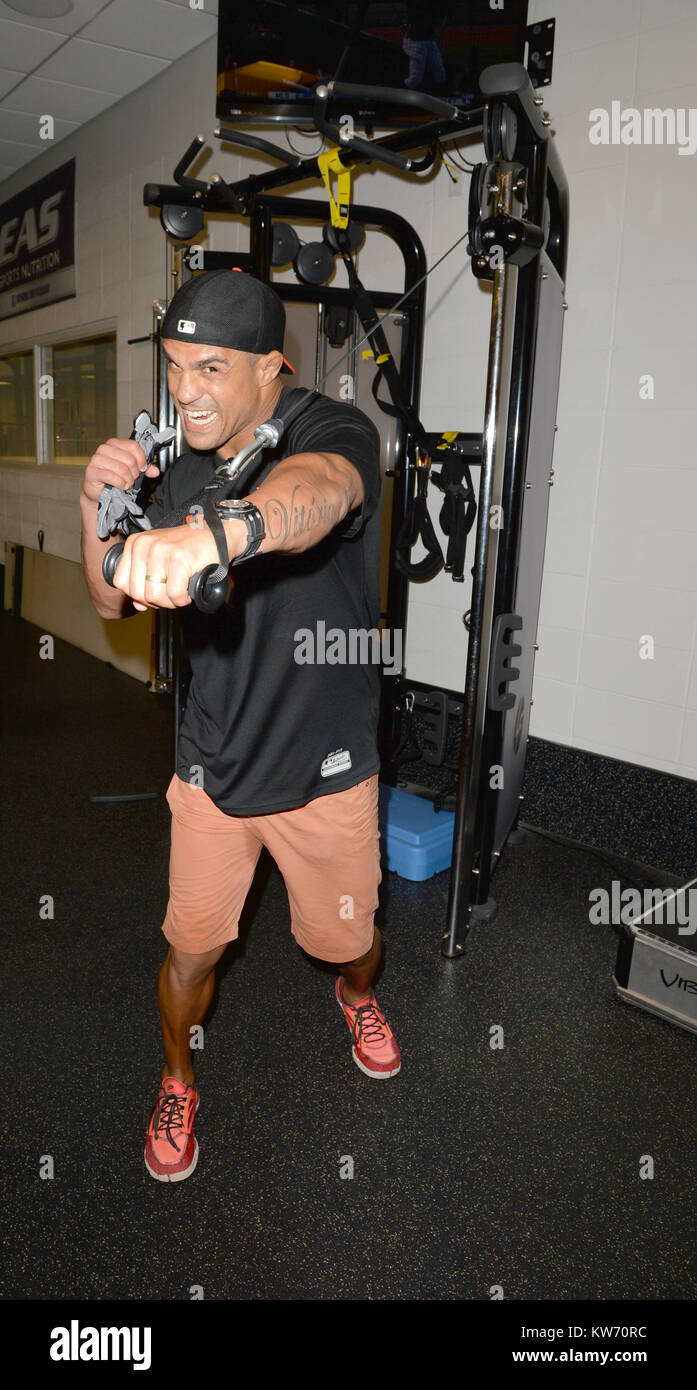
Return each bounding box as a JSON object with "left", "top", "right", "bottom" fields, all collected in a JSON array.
[
  {"left": 151, "top": 240, "right": 190, "bottom": 699},
  {"left": 442, "top": 168, "right": 519, "bottom": 958},
  {"left": 33, "top": 344, "right": 54, "bottom": 466}
]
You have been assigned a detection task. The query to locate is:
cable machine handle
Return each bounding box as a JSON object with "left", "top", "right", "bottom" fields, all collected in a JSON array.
[
  {"left": 313, "top": 81, "right": 461, "bottom": 170},
  {"left": 101, "top": 418, "right": 290, "bottom": 614},
  {"left": 101, "top": 543, "right": 227, "bottom": 613},
  {"left": 330, "top": 80, "right": 459, "bottom": 120},
  {"left": 215, "top": 125, "right": 303, "bottom": 168},
  {"left": 173, "top": 134, "right": 209, "bottom": 193},
  {"left": 314, "top": 85, "right": 409, "bottom": 169}
]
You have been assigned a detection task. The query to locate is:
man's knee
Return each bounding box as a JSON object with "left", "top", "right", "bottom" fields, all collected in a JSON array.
[{"left": 165, "top": 941, "right": 226, "bottom": 987}]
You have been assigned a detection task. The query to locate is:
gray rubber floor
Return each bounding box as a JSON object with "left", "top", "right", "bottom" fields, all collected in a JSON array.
[{"left": 2, "top": 610, "right": 696, "bottom": 1301}]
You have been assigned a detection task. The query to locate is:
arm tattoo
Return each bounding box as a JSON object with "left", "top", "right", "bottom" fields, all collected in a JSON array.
[{"left": 263, "top": 481, "right": 347, "bottom": 543}]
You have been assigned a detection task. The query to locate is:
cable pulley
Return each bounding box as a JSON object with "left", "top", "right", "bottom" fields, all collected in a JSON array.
[
  {"left": 271, "top": 221, "right": 300, "bottom": 267},
  {"left": 294, "top": 241, "right": 335, "bottom": 286}
]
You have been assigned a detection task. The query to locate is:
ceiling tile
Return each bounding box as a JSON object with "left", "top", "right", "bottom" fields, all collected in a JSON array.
[
  {"left": 0, "top": 135, "right": 44, "bottom": 171},
  {"left": 0, "top": 0, "right": 113, "bottom": 36},
  {"left": 0, "top": 106, "right": 79, "bottom": 145},
  {"left": 0, "top": 0, "right": 221, "bottom": 184},
  {"left": 163, "top": 0, "right": 218, "bottom": 11},
  {"left": 0, "top": 67, "right": 24, "bottom": 99},
  {"left": 82, "top": 0, "right": 217, "bottom": 58},
  {"left": 38, "top": 38, "right": 169, "bottom": 93},
  {"left": 3, "top": 75, "right": 121, "bottom": 121},
  {"left": 0, "top": 17, "right": 67, "bottom": 70}
]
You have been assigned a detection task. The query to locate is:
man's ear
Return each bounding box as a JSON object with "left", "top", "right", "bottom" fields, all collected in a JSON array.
[{"left": 255, "top": 350, "right": 283, "bottom": 386}]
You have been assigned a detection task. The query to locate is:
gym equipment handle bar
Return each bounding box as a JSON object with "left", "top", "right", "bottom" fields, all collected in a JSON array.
[
  {"left": 313, "top": 81, "right": 462, "bottom": 171},
  {"left": 101, "top": 542, "right": 227, "bottom": 614},
  {"left": 101, "top": 418, "right": 288, "bottom": 614},
  {"left": 327, "top": 80, "right": 458, "bottom": 118},
  {"left": 216, "top": 125, "right": 302, "bottom": 169}
]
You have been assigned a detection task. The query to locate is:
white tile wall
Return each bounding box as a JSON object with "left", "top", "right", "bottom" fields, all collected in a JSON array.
[
  {"left": 640, "top": 0, "right": 697, "bottom": 29},
  {"left": 406, "top": 0, "right": 697, "bottom": 782},
  {"left": 0, "top": 464, "right": 83, "bottom": 562},
  {"left": 528, "top": 676, "right": 575, "bottom": 742},
  {"left": 578, "top": 631, "right": 691, "bottom": 705},
  {"left": 547, "top": 35, "right": 637, "bottom": 121},
  {"left": 0, "top": 4, "right": 696, "bottom": 777},
  {"left": 574, "top": 687, "right": 683, "bottom": 762},
  {"left": 534, "top": 625, "right": 583, "bottom": 685}
]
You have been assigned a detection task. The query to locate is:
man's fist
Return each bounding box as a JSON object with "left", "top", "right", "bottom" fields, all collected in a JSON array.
[
  {"left": 111, "top": 523, "right": 223, "bottom": 611},
  {"left": 81, "top": 438, "right": 159, "bottom": 505}
]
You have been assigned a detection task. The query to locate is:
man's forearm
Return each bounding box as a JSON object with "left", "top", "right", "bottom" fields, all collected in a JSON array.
[
  {"left": 221, "top": 451, "right": 362, "bottom": 562},
  {"left": 80, "top": 493, "right": 134, "bottom": 619},
  {"left": 79, "top": 451, "right": 363, "bottom": 614}
]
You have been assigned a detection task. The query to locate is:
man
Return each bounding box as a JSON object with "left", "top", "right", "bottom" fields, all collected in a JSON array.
[
  {"left": 402, "top": 2, "right": 447, "bottom": 92},
  {"left": 80, "top": 269, "right": 401, "bottom": 1183}
]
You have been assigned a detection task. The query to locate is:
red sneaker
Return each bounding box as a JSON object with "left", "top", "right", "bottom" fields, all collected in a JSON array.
[
  {"left": 144, "top": 1076, "right": 199, "bottom": 1182},
  {"left": 336, "top": 977, "right": 401, "bottom": 1078}
]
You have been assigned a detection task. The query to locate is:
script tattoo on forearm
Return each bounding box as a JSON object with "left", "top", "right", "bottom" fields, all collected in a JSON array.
[{"left": 263, "top": 481, "right": 346, "bottom": 543}]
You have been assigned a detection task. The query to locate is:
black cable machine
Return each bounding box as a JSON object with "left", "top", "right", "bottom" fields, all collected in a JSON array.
[{"left": 136, "top": 63, "right": 569, "bottom": 960}]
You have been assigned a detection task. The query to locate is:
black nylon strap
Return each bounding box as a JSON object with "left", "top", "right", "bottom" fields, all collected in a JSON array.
[
  {"left": 431, "top": 457, "right": 477, "bottom": 582},
  {"left": 202, "top": 487, "right": 231, "bottom": 584},
  {"left": 336, "top": 237, "right": 450, "bottom": 583},
  {"left": 338, "top": 246, "right": 430, "bottom": 450},
  {"left": 145, "top": 473, "right": 230, "bottom": 536},
  {"left": 144, "top": 389, "right": 317, "bottom": 536},
  {"left": 394, "top": 457, "right": 444, "bottom": 582}
]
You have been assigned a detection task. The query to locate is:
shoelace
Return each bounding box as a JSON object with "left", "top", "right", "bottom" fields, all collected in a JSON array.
[
  {"left": 348, "top": 996, "right": 388, "bottom": 1047},
  {"left": 154, "top": 1090, "right": 190, "bottom": 1152}
]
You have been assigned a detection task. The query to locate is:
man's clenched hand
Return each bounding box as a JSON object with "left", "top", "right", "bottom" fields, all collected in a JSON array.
[
  {"left": 81, "top": 437, "right": 158, "bottom": 505},
  {"left": 112, "top": 523, "right": 226, "bottom": 611}
]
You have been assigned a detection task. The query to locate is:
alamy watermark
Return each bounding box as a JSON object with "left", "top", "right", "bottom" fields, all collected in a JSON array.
[
  {"left": 589, "top": 881, "right": 697, "bottom": 931},
  {"left": 589, "top": 102, "right": 697, "bottom": 155},
  {"left": 294, "top": 621, "right": 402, "bottom": 676}
]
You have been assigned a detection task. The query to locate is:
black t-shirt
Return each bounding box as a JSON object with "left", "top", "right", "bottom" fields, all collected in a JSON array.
[{"left": 144, "top": 387, "right": 384, "bottom": 815}]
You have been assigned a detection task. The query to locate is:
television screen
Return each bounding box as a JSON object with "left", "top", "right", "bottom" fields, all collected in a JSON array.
[{"left": 216, "top": 1, "right": 530, "bottom": 126}]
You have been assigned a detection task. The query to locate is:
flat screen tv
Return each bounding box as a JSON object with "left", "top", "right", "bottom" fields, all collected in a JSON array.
[{"left": 216, "top": 1, "right": 530, "bottom": 127}]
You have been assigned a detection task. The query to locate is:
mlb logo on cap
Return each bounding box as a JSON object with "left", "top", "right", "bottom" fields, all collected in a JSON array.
[{"left": 178, "top": 319, "right": 196, "bottom": 334}]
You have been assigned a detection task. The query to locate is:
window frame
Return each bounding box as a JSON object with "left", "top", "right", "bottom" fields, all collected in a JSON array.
[
  {"left": 0, "top": 317, "right": 118, "bottom": 468},
  {"left": 0, "top": 345, "right": 37, "bottom": 465}
]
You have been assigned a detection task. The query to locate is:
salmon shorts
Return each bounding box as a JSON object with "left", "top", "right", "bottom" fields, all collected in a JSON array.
[{"left": 162, "top": 772, "right": 382, "bottom": 963}]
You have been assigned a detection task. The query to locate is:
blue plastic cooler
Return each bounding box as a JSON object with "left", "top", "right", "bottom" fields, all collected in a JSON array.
[{"left": 378, "top": 783, "right": 455, "bottom": 881}]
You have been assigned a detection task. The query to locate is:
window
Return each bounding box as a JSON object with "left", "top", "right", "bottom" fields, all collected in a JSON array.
[
  {"left": 0, "top": 350, "right": 35, "bottom": 462},
  {"left": 52, "top": 335, "right": 116, "bottom": 463},
  {"left": 0, "top": 331, "right": 116, "bottom": 465}
]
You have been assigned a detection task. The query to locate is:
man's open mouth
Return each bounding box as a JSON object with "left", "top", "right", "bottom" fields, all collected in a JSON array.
[{"left": 181, "top": 408, "right": 217, "bottom": 430}]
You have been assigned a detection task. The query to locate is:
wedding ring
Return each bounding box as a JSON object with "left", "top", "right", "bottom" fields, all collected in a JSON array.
[{"left": 145, "top": 575, "right": 167, "bottom": 584}]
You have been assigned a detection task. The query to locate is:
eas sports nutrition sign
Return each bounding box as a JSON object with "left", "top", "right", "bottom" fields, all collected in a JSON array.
[{"left": 0, "top": 158, "right": 75, "bottom": 321}]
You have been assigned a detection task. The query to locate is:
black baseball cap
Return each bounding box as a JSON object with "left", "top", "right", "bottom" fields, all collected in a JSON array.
[{"left": 161, "top": 268, "right": 295, "bottom": 373}]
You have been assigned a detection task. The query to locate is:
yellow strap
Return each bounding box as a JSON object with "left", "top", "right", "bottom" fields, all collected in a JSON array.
[
  {"left": 317, "top": 146, "right": 353, "bottom": 229},
  {"left": 437, "top": 430, "right": 459, "bottom": 451},
  {"left": 362, "top": 349, "right": 374, "bottom": 360},
  {"left": 376, "top": 352, "right": 391, "bottom": 364}
]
